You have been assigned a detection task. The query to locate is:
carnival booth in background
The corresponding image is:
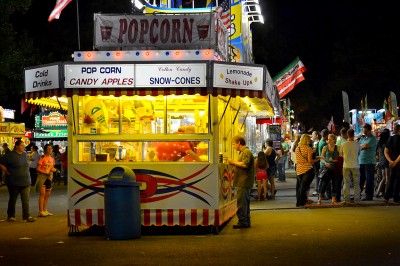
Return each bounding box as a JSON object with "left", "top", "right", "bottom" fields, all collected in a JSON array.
[
  {"left": 0, "top": 106, "right": 26, "bottom": 150},
  {"left": 0, "top": 122, "right": 26, "bottom": 150},
  {"left": 24, "top": 1, "right": 272, "bottom": 232},
  {"left": 22, "top": 100, "right": 68, "bottom": 154}
]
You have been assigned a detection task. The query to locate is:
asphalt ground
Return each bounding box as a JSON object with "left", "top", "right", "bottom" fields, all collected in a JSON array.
[{"left": 1, "top": 169, "right": 400, "bottom": 266}]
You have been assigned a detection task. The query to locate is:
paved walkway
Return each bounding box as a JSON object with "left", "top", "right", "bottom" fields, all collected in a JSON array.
[
  {"left": 251, "top": 168, "right": 393, "bottom": 210},
  {"left": 1, "top": 170, "right": 399, "bottom": 266},
  {"left": 0, "top": 168, "right": 392, "bottom": 223}
]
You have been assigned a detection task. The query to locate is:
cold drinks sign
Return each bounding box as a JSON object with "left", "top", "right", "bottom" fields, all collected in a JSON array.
[{"left": 24, "top": 63, "right": 61, "bottom": 92}]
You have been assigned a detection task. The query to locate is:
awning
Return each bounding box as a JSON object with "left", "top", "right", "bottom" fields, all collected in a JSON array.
[
  {"left": 25, "top": 87, "right": 267, "bottom": 99},
  {"left": 26, "top": 96, "right": 68, "bottom": 110},
  {"left": 256, "top": 117, "right": 283, "bottom": 124},
  {"left": 25, "top": 87, "right": 274, "bottom": 117}
]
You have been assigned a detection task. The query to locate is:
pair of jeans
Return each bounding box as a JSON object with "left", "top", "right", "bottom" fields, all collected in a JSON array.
[
  {"left": 384, "top": 165, "right": 400, "bottom": 202},
  {"left": 359, "top": 164, "right": 375, "bottom": 199},
  {"left": 296, "top": 168, "right": 313, "bottom": 206},
  {"left": 319, "top": 169, "right": 335, "bottom": 198},
  {"left": 236, "top": 187, "right": 251, "bottom": 226},
  {"left": 277, "top": 162, "right": 286, "bottom": 181},
  {"left": 7, "top": 185, "right": 31, "bottom": 220}
]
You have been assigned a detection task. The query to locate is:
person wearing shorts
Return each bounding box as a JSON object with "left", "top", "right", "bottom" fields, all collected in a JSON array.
[
  {"left": 36, "top": 144, "right": 57, "bottom": 217},
  {"left": 255, "top": 151, "right": 268, "bottom": 200}
]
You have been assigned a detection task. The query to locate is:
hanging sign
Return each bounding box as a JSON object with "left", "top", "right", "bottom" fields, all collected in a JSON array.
[
  {"left": 213, "top": 62, "right": 264, "bottom": 91},
  {"left": 24, "top": 63, "right": 61, "bottom": 92},
  {"left": 135, "top": 63, "right": 207, "bottom": 87},
  {"left": 94, "top": 14, "right": 216, "bottom": 49},
  {"left": 41, "top": 112, "right": 68, "bottom": 127},
  {"left": 65, "top": 64, "right": 135, "bottom": 88},
  {"left": 34, "top": 129, "right": 68, "bottom": 139}
]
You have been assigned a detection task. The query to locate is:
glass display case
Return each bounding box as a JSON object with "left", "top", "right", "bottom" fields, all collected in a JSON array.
[{"left": 74, "top": 94, "right": 210, "bottom": 162}]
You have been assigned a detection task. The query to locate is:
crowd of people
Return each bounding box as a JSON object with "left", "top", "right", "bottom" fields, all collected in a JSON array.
[
  {"left": 0, "top": 142, "right": 68, "bottom": 222},
  {"left": 245, "top": 122, "right": 400, "bottom": 209},
  {"left": 291, "top": 123, "right": 400, "bottom": 207}
]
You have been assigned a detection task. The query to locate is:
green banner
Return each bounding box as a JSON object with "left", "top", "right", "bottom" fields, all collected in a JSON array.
[{"left": 33, "top": 130, "right": 68, "bottom": 139}]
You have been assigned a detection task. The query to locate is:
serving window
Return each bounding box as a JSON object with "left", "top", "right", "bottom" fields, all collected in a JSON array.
[
  {"left": 77, "top": 140, "right": 209, "bottom": 162},
  {"left": 75, "top": 94, "right": 210, "bottom": 162},
  {"left": 77, "top": 95, "right": 209, "bottom": 135}
]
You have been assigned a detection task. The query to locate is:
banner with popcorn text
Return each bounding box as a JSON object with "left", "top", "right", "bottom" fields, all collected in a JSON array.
[{"left": 94, "top": 13, "right": 217, "bottom": 50}]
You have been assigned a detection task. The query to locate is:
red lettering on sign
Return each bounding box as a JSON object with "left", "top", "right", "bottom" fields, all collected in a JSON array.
[
  {"left": 183, "top": 18, "right": 194, "bottom": 43},
  {"left": 139, "top": 19, "right": 149, "bottom": 43},
  {"left": 118, "top": 19, "right": 127, "bottom": 43},
  {"left": 128, "top": 19, "right": 138, "bottom": 43},
  {"left": 150, "top": 19, "right": 158, "bottom": 43},
  {"left": 160, "top": 19, "right": 170, "bottom": 43}
]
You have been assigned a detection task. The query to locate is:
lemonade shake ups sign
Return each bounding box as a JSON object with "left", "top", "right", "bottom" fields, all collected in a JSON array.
[{"left": 213, "top": 62, "right": 264, "bottom": 91}]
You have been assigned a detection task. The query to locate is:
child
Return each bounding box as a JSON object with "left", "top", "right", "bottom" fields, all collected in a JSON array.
[{"left": 255, "top": 151, "right": 269, "bottom": 200}]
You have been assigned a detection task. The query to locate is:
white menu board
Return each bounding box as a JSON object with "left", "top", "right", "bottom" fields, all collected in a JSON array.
[
  {"left": 64, "top": 64, "right": 135, "bottom": 88},
  {"left": 135, "top": 63, "right": 207, "bottom": 87}
]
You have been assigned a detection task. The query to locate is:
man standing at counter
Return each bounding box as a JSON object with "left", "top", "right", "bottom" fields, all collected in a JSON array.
[{"left": 228, "top": 135, "right": 255, "bottom": 229}]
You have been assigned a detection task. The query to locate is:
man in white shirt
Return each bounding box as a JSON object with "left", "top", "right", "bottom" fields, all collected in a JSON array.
[{"left": 340, "top": 128, "right": 361, "bottom": 204}]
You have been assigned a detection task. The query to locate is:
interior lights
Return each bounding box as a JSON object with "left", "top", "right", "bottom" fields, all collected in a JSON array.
[
  {"left": 87, "top": 52, "right": 92, "bottom": 58},
  {"left": 175, "top": 51, "right": 180, "bottom": 56},
  {"left": 145, "top": 51, "right": 150, "bottom": 56},
  {"left": 205, "top": 51, "right": 210, "bottom": 55},
  {"left": 116, "top": 52, "right": 121, "bottom": 56}
]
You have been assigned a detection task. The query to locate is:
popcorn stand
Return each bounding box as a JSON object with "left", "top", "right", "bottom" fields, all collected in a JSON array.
[{"left": 24, "top": 2, "right": 273, "bottom": 233}]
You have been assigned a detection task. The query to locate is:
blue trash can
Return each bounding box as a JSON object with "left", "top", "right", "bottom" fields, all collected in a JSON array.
[{"left": 104, "top": 166, "right": 141, "bottom": 240}]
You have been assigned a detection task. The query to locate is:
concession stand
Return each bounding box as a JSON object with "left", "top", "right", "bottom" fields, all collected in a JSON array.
[
  {"left": 24, "top": 3, "right": 273, "bottom": 232},
  {"left": 0, "top": 122, "right": 26, "bottom": 150}
]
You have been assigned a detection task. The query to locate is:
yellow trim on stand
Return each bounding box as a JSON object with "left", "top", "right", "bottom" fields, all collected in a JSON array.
[{"left": 27, "top": 96, "right": 68, "bottom": 110}]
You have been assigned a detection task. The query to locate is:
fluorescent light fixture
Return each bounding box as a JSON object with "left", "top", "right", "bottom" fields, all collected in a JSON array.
[{"left": 132, "top": 0, "right": 145, "bottom": 10}]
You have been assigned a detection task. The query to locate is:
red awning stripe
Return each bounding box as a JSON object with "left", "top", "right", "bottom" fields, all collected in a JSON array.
[
  {"left": 256, "top": 118, "right": 282, "bottom": 124},
  {"left": 25, "top": 87, "right": 266, "bottom": 99}
]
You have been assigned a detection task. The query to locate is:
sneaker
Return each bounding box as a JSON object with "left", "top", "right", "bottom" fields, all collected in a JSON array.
[
  {"left": 383, "top": 199, "right": 389, "bottom": 204},
  {"left": 7, "top": 217, "right": 16, "bottom": 222},
  {"left": 38, "top": 211, "right": 48, "bottom": 217},
  {"left": 312, "top": 191, "right": 318, "bottom": 196},
  {"left": 233, "top": 224, "right": 250, "bottom": 229},
  {"left": 44, "top": 211, "right": 53, "bottom": 216},
  {"left": 361, "top": 197, "right": 373, "bottom": 201},
  {"left": 23, "top": 216, "right": 36, "bottom": 222}
]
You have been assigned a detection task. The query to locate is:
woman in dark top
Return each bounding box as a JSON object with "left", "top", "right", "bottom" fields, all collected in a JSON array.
[
  {"left": 375, "top": 130, "right": 390, "bottom": 197},
  {"left": 265, "top": 140, "right": 277, "bottom": 199}
]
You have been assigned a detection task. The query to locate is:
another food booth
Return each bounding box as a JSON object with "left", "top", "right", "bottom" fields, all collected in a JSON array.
[{"left": 24, "top": 4, "right": 274, "bottom": 232}]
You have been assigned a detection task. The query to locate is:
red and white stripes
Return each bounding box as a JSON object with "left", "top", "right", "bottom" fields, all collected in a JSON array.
[{"left": 68, "top": 203, "right": 237, "bottom": 227}]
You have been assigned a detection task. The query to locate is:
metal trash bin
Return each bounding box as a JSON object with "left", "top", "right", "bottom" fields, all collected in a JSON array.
[{"left": 104, "top": 166, "right": 141, "bottom": 240}]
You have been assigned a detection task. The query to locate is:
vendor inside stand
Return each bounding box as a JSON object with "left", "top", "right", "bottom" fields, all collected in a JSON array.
[{"left": 155, "top": 125, "right": 203, "bottom": 162}]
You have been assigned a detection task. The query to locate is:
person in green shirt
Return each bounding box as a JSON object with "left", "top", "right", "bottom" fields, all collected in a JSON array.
[{"left": 228, "top": 135, "right": 255, "bottom": 229}]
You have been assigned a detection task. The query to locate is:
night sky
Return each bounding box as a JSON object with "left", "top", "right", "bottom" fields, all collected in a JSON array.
[
  {"left": 252, "top": 0, "right": 400, "bottom": 130},
  {"left": 16, "top": 0, "right": 400, "bottom": 130}
]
